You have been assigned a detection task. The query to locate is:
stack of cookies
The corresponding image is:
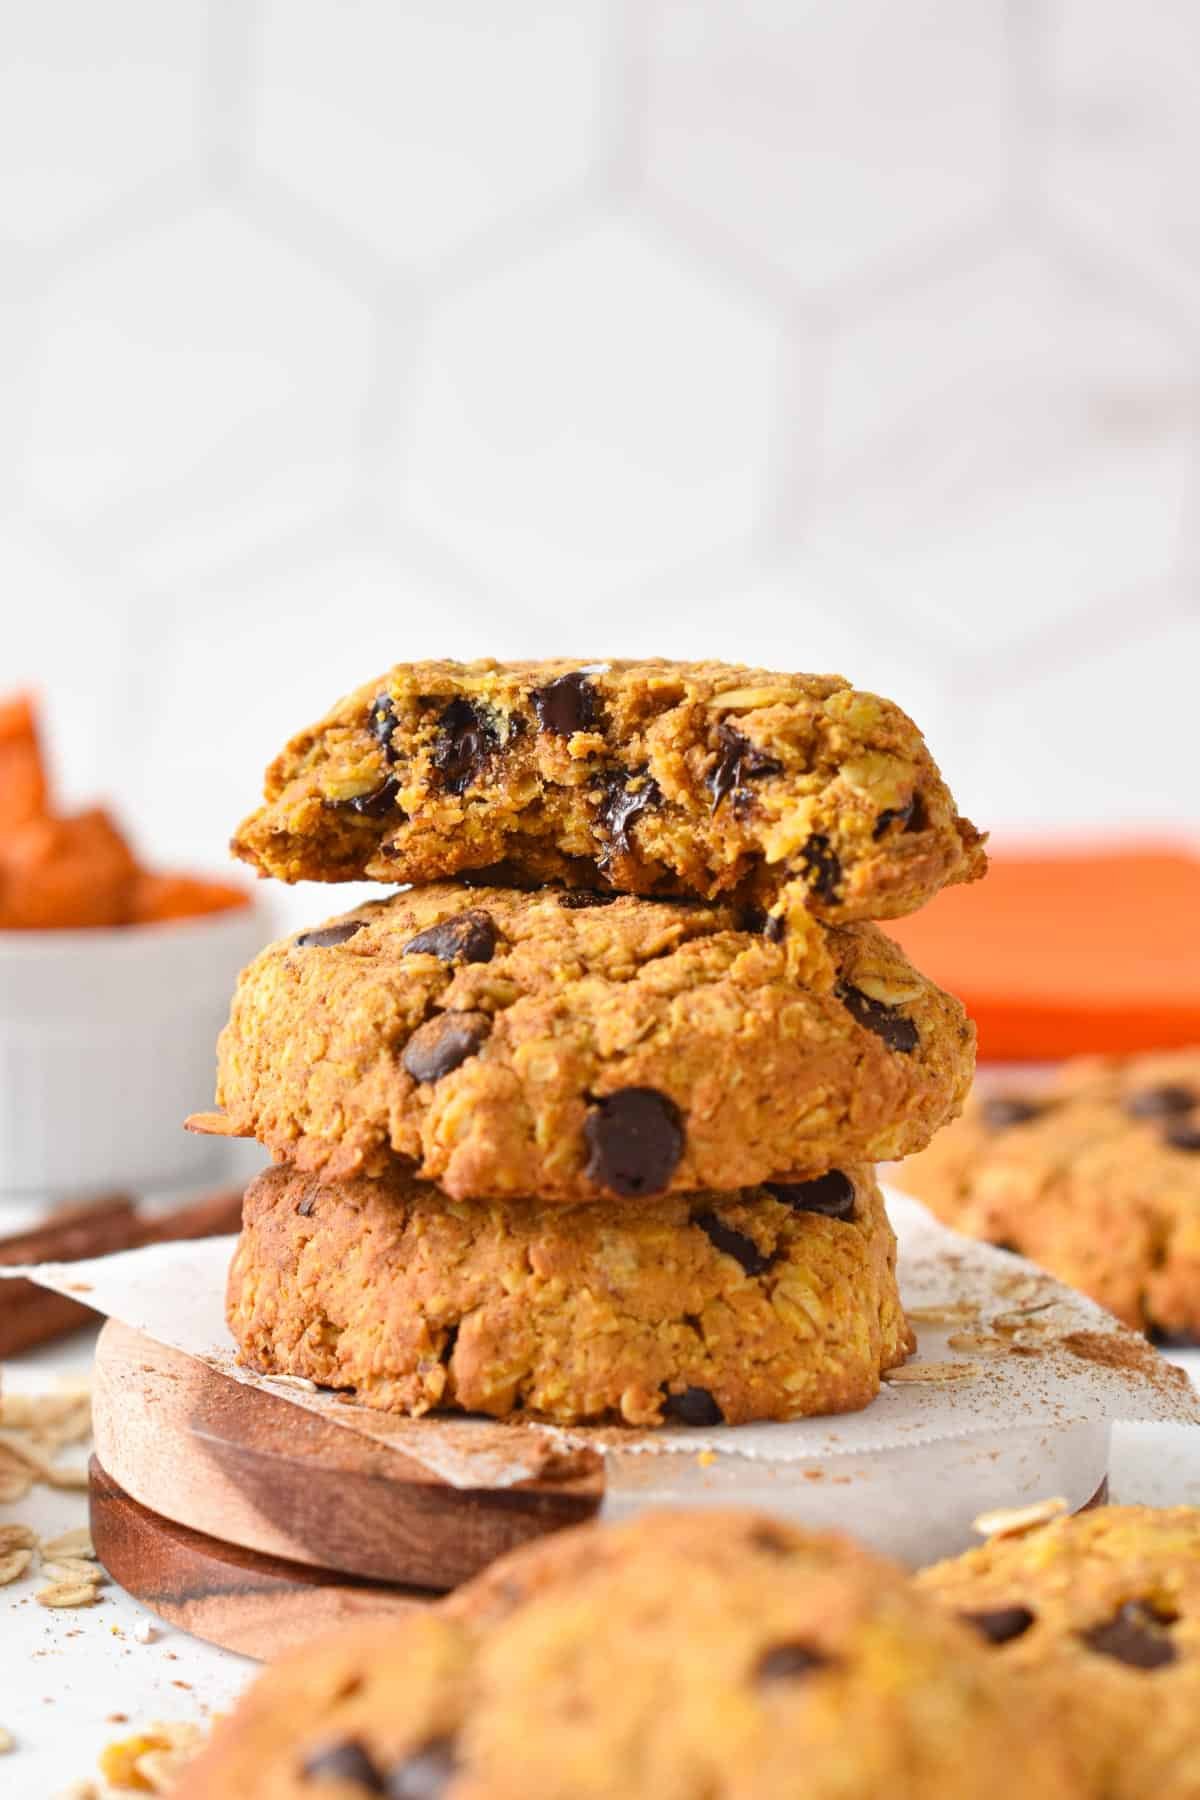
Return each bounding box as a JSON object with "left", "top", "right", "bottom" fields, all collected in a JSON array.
[{"left": 190, "top": 660, "right": 983, "bottom": 1428}]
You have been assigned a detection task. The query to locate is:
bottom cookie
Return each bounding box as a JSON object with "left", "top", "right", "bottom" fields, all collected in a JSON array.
[{"left": 228, "top": 1162, "right": 913, "bottom": 1427}]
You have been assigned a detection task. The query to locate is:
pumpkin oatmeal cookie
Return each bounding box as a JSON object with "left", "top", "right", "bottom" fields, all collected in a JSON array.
[
  {"left": 894, "top": 1049, "right": 1200, "bottom": 1341},
  {"left": 227, "top": 1161, "right": 912, "bottom": 1427},
  {"left": 231, "top": 659, "right": 985, "bottom": 930},
  {"left": 175, "top": 1508, "right": 1083, "bottom": 1800},
  {"left": 191, "top": 883, "right": 975, "bottom": 1203}
]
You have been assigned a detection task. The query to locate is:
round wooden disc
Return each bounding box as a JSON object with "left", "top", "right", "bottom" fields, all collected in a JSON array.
[
  {"left": 89, "top": 1458, "right": 431, "bottom": 1661},
  {"left": 92, "top": 1320, "right": 602, "bottom": 1592}
]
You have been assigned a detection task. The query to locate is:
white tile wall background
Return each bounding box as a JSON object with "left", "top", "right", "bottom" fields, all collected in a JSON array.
[{"left": 3, "top": 0, "right": 1198, "bottom": 933}]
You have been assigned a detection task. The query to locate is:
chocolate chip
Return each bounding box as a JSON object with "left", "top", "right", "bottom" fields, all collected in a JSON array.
[
  {"left": 873, "top": 793, "right": 929, "bottom": 839},
  {"left": 765, "top": 1170, "right": 856, "bottom": 1220},
  {"left": 301, "top": 1737, "right": 384, "bottom": 1789},
  {"left": 1124, "top": 1085, "right": 1196, "bottom": 1118},
  {"left": 583, "top": 1087, "right": 684, "bottom": 1197},
  {"left": 800, "top": 833, "right": 843, "bottom": 904},
  {"left": 981, "top": 1095, "right": 1043, "bottom": 1129},
  {"left": 403, "top": 909, "right": 497, "bottom": 965},
  {"left": 557, "top": 889, "right": 619, "bottom": 909},
  {"left": 326, "top": 775, "right": 403, "bottom": 818},
  {"left": 662, "top": 1386, "right": 723, "bottom": 1426},
  {"left": 295, "top": 919, "right": 368, "bottom": 949},
  {"left": 755, "top": 1642, "right": 831, "bottom": 1683},
  {"left": 692, "top": 1209, "right": 773, "bottom": 1276},
  {"left": 836, "top": 983, "right": 919, "bottom": 1054},
  {"left": 297, "top": 1191, "right": 318, "bottom": 1218},
  {"left": 401, "top": 1012, "right": 491, "bottom": 1084},
  {"left": 1080, "top": 1602, "right": 1177, "bottom": 1669},
  {"left": 431, "top": 698, "right": 498, "bottom": 795},
  {"left": 1149, "top": 1326, "right": 1200, "bottom": 1349},
  {"left": 385, "top": 1737, "right": 458, "bottom": 1799},
  {"left": 530, "top": 670, "right": 598, "bottom": 737},
  {"left": 371, "top": 693, "right": 399, "bottom": 765},
  {"left": 707, "top": 723, "right": 782, "bottom": 814},
  {"left": 764, "top": 910, "right": 786, "bottom": 944},
  {"left": 959, "top": 1605, "right": 1036, "bottom": 1645},
  {"left": 1165, "top": 1122, "right": 1200, "bottom": 1152},
  {"left": 595, "top": 768, "right": 661, "bottom": 865}
]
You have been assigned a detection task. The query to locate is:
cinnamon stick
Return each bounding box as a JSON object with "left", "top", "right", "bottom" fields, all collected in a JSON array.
[{"left": 0, "top": 1186, "right": 243, "bottom": 1358}]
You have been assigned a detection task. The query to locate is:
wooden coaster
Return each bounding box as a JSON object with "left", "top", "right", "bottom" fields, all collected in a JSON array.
[
  {"left": 91, "top": 1320, "right": 603, "bottom": 1592},
  {"left": 89, "top": 1459, "right": 433, "bottom": 1661}
]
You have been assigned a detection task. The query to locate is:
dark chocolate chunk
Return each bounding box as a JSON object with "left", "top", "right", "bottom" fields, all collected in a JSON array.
[
  {"left": 1124, "top": 1084, "right": 1196, "bottom": 1119},
  {"left": 530, "top": 670, "right": 598, "bottom": 737},
  {"left": 296, "top": 1190, "right": 318, "bottom": 1219},
  {"left": 1080, "top": 1602, "right": 1177, "bottom": 1669},
  {"left": 959, "top": 1605, "right": 1036, "bottom": 1645},
  {"left": 431, "top": 698, "right": 499, "bottom": 795},
  {"left": 301, "top": 1737, "right": 385, "bottom": 1789},
  {"left": 326, "top": 775, "right": 403, "bottom": 819},
  {"left": 595, "top": 769, "right": 661, "bottom": 865},
  {"left": 835, "top": 983, "right": 919, "bottom": 1054},
  {"left": 1150, "top": 1325, "right": 1200, "bottom": 1349},
  {"left": 799, "top": 832, "right": 843, "bottom": 904},
  {"left": 370, "top": 693, "right": 399, "bottom": 765},
  {"left": 981, "top": 1095, "right": 1043, "bottom": 1129},
  {"left": 662, "top": 1386, "right": 724, "bottom": 1426},
  {"left": 557, "top": 889, "right": 619, "bottom": 909},
  {"left": 403, "top": 909, "right": 497, "bottom": 965},
  {"left": 401, "top": 1012, "right": 491, "bottom": 1084},
  {"left": 707, "top": 723, "right": 782, "bottom": 814},
  {"left": 295, "top": 919, "right": 368, "bottom": 949},
  {"left": 755, "top": 1641, "right": 831, "bottom": 1683},
  {"left": 692, "top": 1209, "right": 773, "bottom": 1276},
  {"left": 765, "top": 1170, "right": 855, "bottom": 1220},
  {"left": 764, "top": 910, "right": 786, "bottom": 944},
  {"left": 385, "top": 1737, "right": 458, "bottom": 1799},
  {"left": 1165, "top": 1122, "right": 1200, "bottom": 1152},
  {"left": 872, "top": 793, "right": 929, "bottom": 838},
  {"left": 583, "top": 1087, "right": 684, "bottom": 1197}
]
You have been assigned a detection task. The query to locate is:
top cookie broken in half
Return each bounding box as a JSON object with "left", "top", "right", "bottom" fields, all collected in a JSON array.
[{"left": 232, "top": 659, "right": 986, "bottom": 924}]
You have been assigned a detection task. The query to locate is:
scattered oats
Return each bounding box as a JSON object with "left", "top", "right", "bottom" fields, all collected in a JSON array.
[
  {"left": 55, "top": 1784, "right": 100, "bottom": 1799},
  {"left": 37, "top": 1581, "right": 101, "bottom": 1609},
  {"left": 0, "top": 1726, "right": 14, "bottom": 1753},
  {"left": 0, "top": 1547, "right": 34, "bottom": 1586},
  {"left": 906, "top": 1303, "right": 981, "bottom": 1327},
  {"left": 0, "top": 1524, "right": 37, "bottom": 1555},
  {"left": 947, "top": 1331, "right": 1009, "bottom": 1355},
  {"left": 40, "top": 1527, "right": 94, "bottom": 1561},
  {"left": 973, "top": 1496, "right": 1068, "bottom": 1540},
  {"left": 884, "top": 1362, "right": 981, "bottom": 1384},
  {"left": 993, "top": 1302, "right": 1056, "bottom": 1334},
  {"left": 101, "top": 1722, "right": 205, "bottom": 1794},
  {"left": 0, "top": 1396, "right": 36, "bottom": 1428},
  {"left": 43, "top": 1462, "right": 90, "bottom": 1491},
  {"left": 0, "top": 1470, "right": 33, "bottom": 1502},
  {"left": 41, "top": 1558, "right": 105, "bottom": 1586},
  {"left": 262, "top": 1373, "right": 318, "bottom": 1392},
  {"left": 133, "top": 1620, "right": 157, "bottom": 1645}
]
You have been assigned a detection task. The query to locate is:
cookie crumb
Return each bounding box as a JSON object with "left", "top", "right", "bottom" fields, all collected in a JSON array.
[{"left": 972, "top": 1496, "right": 1067, "bottom": 1540}]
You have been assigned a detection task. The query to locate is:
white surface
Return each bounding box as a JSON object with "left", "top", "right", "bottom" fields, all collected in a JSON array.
[
  {"left": 0, "top": 902, "right": 270, "bottom": 1197},
  {"left": 1, "top": 0, "right": 1198, "bottom": 934}
]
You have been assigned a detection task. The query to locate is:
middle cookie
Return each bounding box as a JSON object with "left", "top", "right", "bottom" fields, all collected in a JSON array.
[{"left": 196, "top": 884, "right": 974, "bottom": 1202}]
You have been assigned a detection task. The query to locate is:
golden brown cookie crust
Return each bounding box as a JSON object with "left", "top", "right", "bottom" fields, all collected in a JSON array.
[
  {"left": 231, "top": 658, "right": 986, "bottom": 925},
  {"left": 894, "top": 1049, "right": 1200, "bottom": 1338},
  {"left": 175, "top": 1508, "right": 1084, "bottom": 1800},
  {"left": 918, "top": 1505, "right": 1200, "bottom": 1800},
  {"left": 196, "top": 884, "right": 976, "bottom": 1202},
  {"left": 227, "top": 1161, "right": 913, "bottom": 1426}
]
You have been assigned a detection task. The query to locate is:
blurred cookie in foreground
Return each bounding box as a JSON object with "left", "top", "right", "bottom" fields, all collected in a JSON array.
[
  {"left": 893, "top": 1049, "right": 1200, "bottom": 1342},
  {"left": 0, "top": 692, "right": 248, "bottom": 930},
  {"left": 919, "top": 1504, "right": 1200, "bottom": 1800},
  {"left": 174, "top": 1509, "right": 1084, "bottom": 1800}
]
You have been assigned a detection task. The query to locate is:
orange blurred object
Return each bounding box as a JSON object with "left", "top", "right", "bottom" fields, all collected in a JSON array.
[
  {"left": 887, "top": 845, "right": 1200, "bottom": 1061},
  {"left": 0, "top": 693, "right": 49, "bottom": 830},
  {"left": 0, "top": 691, "right": 250, "bottom": 931}
]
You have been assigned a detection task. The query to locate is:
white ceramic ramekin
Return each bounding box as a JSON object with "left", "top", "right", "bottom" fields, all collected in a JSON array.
[{"left": 0, "top": 898, "right": 269, "bottom": 1199}]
